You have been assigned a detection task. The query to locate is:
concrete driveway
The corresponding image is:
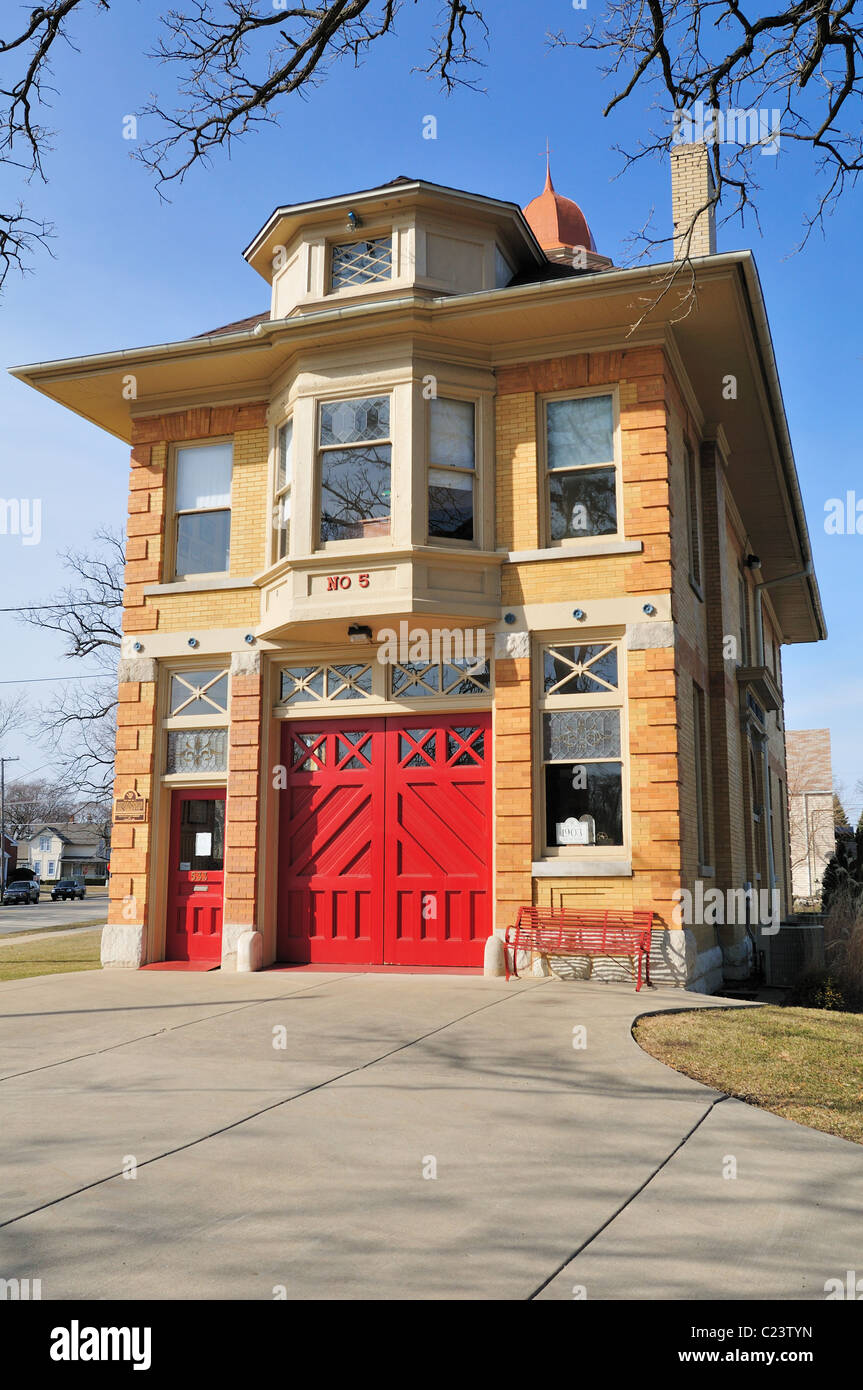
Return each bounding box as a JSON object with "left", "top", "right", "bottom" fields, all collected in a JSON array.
[{"left": 0, "top": 968, "right": 860, "bottom": 1300}]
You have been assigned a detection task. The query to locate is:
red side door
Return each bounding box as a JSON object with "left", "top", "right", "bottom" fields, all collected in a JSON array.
[
  {"left": 165, "top": 789, "right": 225, "bottom": 964},
  {"left": 383, "top": 713, "right": 491, "bottom": 967},
  {"left": 277, "top": 721, "right": 385, "bottom": 963}
]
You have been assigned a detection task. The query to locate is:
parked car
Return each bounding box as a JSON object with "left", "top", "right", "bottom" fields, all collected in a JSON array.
[
  {"left": 2, "top": 880, "right": 39, "bottom": 905},
  {"left": 51, "top": 878, "right": 87, "bottom": 901}
]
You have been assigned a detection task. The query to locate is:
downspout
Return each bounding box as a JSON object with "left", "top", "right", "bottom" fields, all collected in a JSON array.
[{"left": 753, "top": 564, "right": 814, "bottom": 892}]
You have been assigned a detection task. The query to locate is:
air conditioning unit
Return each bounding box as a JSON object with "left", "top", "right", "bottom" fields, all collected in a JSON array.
[{"left": 758, "top": 923, "right": 825, "bottom": 988}]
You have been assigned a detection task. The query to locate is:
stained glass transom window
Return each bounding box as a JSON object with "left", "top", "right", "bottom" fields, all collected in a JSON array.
[{"left": 166, "top": 729, "right": 228, "bottom": 774}]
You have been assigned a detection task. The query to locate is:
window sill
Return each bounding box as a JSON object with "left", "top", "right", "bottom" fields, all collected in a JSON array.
[
  {"left": 144, "top": 576, "right": 259, "bottom": 596},
  {"left": 506, "top": 539, "right": 643, "bottom": 564},
  {"left": 531, "top": 858, "right": 632, "bottom": 878}
]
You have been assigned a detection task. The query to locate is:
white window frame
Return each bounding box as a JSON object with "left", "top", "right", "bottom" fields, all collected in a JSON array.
[
  {"left": 162, "top": 663, "right": 230, "bottom": 784},
  {"left": 328, "top": 233, "right": 393, "bottom": 294},
  {"left": 170, "top": 437, "right": 233, "bottom": 581},
  {"left": 540, "top": 386, "right": 622, "bottom": 549},
  {"left": 316, "top": 393, "right": 393, "bottom": 552},
  {"left": 273, "top": 416, "right": 293, "bottom": 563},
  {"left": 534, "top": 634, "right": 629, "bottom": 861},
  {"left": 426, "top": 394, "right": 478, "bottom": 549}
]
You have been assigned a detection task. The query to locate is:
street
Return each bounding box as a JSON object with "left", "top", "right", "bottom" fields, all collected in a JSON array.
[{"left": 0, "top": 893, "right": 107, "bottom": 936}]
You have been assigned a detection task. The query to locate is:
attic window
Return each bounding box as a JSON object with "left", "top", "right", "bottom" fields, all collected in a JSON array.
[{"left": 330, "top": 236, "right": 392, "bottom": 291}]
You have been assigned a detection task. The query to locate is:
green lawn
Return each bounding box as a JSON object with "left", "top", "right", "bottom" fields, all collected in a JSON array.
[
  {"left": 0, "top": 929, "right": 102, "bottom": 982},
  {"left": 635, "top": 1006, "right": 863, "bottom": 1145}
]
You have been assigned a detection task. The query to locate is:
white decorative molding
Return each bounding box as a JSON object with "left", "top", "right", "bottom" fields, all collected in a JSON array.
[{"left": 626, "top": 621, "right": 675, "bottom": 651}]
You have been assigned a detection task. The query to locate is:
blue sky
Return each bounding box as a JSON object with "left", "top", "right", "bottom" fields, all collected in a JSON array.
[{"left": 0, "top": 2, "right": 860, "bottom": 813}]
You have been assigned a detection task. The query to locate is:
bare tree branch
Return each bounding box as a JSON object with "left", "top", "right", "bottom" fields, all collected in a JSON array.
[
  {"left": 17, "top": 527, "right": 123, "bottom": 797},
  {"left": 549, "top": 0, "right": 863, "bottom": 254}
]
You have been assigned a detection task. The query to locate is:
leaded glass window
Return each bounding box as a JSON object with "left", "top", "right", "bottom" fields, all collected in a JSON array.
[
  {"left": 170, "top": 669, "right": 230, "bottom": 717},
  {"left": 330, "top": 236, "right": 392, "bottom": 291},
  {"left": 540, "top": 640, "right": 624, "bottom": 850},
  {"left": 546, "top": 394, "right": 617, "bottom": 540},
  {"left": 319, "top": 396, "right": 391, "bottom": 543},
  {"left": 390, "top": 659, "right": 491, "bottom": 698},
  {"left": 166, "top": 729, "right": 228, "bottom": 774},
  {"left": 278, "top": 663, "right": 373, "bottom": 704},
  {"left": 543, "top": 644, "right": 619, "bottom": 696}
]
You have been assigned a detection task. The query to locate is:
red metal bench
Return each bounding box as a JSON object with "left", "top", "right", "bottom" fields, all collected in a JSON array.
[{"left": 504, "top": 906, "right": 654, "bottom": 990}]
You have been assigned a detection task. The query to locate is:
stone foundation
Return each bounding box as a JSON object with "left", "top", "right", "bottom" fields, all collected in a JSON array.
[{"left": 100, "top": 923, "right": 145, "bottom": 969}]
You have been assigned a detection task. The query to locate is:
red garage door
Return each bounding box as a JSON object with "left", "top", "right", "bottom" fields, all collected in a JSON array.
[{"left": 277, "top": 713, "right": 491, "bottom": 967}]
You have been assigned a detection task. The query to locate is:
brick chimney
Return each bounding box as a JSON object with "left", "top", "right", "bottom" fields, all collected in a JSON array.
[{"left": 671, "top": 143, "right": 717, "bottom": 258}]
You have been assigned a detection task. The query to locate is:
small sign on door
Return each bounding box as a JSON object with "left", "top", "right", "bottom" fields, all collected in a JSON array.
[{"left": 195, "top": 832, "right": 212, "bottom": 857}]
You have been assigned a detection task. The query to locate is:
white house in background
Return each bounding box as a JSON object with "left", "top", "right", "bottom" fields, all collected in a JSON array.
[{"left": 17, "top": 823, "right": 109, "bottom": 883}]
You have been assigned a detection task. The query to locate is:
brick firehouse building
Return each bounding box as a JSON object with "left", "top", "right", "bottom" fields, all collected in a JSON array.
[{"left": 13, "top": 151, "right": 825, "bottom": 988}]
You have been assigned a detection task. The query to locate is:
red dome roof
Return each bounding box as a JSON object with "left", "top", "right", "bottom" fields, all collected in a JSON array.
[{"left": 523, "top": 166, "right": 596, "bottom": 253}]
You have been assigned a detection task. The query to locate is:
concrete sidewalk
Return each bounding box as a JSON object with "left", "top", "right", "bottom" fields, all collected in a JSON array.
[{"left": 0, "top": 968, "right": 860, "bottom": 1300}]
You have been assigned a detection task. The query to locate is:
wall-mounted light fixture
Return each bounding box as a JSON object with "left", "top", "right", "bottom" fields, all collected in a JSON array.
[
  {"left": 642, "top": 603, "right": 656, "bottom": 616},
  {"left": 133, "top": 641, "right": 143, "bottom": 653},
  {"left": 346, "top": 210, "right": 362, "bottom": 232},
  {"left": 348, "top": 624, "right": 372, "bottom": 644},
  {"left": 745, "top": 553, "right": 762, "bottom": 570},
  {"left": 504, "top": 612, "right": 517, "bottom": 626},
  {"left": 244, "top": 633, "right": 256, "bottom": 645},
  {"left": 187, "top": 637, "right": 199, "bottom": 648},
  {"left": 572, "top": 609, "right": 586, "bottom": 622}
]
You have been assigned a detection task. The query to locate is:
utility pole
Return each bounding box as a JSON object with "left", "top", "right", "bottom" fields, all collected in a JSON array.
[{"left": 0, "top": 756, "right": 20, "bottom": 896}]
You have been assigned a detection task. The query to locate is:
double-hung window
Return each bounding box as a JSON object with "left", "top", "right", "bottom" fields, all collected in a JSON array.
[
  {"left": 319, "top": 396, "right": 391, "bottom": 544},
  {"left": 545, "top": 393, "right": 617, "bottom": 540},
  {"left": 540, "top": 641, "right": 625, "bottom": 852},
  {"left": 275, "top": 420, "right": 292, "bottom": 560},
  {"left": 428, "top": 398, "right": 475, "bottom": 541},
  {"left": 174, "top": 441, "right": 232, "bottom": 577}
]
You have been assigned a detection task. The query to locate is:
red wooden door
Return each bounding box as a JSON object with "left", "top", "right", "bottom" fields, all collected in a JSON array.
[
  {"left": 383, "top": 714, "right": 491, "bottom": 967},
  {"left": 277, "top": 721, "right": 385, "bottom": 963},
  {"left": 165, "top": 789, "right": 225, "bottom": 963},
  {"left": 277, "top": 713, "right": 492, "bottom": 967}
]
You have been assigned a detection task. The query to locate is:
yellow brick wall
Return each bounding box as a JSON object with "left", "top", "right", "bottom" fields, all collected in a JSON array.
[{"left": 493, "top": 347, "right": 684, "bottom": 932}]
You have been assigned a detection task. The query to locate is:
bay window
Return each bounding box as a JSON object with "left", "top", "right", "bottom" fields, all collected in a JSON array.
[
  {"left": 428, "top": 397, "right": 475, "bottom": 541},
  {"left": 540, "top": 641, "right": 625, "bottom": 852},
  {"left": 319, "top": 395, "right": 391, "bottom": 543},
  {"left": 174, "top": 441, "right": 232, "bottom": 577},
  {"left": 545, "top": 393, "right": 617, "bottom": 540}
]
